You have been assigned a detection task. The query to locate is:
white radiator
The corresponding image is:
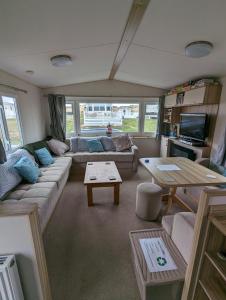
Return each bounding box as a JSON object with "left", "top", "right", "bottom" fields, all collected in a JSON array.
[{"left": 0, "top": 255, "right": 24, "bottom": 300}]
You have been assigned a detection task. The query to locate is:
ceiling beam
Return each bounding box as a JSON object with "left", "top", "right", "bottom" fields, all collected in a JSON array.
[{"left": 109, "top": 0, "right": 150, "bottom": 80}]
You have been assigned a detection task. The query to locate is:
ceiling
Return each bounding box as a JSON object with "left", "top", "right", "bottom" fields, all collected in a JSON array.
[{"left": 0, "top": 0, "right": 226, "bottom": 88}]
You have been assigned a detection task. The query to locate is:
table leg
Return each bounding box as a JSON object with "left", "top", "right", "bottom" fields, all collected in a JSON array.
[
  {"left": 114, "top": 184, "right": 120, "bottom": 205},
  {"left": 87, "top": 185, "right": 93, "bottom": 207},
  {"left": 166, "top": 187, "right": 177, "bottom": 213}
]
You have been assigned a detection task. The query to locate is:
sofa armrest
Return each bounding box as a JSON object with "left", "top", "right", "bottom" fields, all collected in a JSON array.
[
  {"left": 131, "top": 145, "right": 139, "bottom": 172},
  {"left": 195, "top": 158, "right": 210, "bottom": 168}
]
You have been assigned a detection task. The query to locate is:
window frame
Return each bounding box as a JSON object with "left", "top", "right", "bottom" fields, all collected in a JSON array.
[
  {"left": 0, "top": 92, "right": 24, "bottom": 153},
  {"left": 66, "top": 97, "right": 159, "bottom": 138}
]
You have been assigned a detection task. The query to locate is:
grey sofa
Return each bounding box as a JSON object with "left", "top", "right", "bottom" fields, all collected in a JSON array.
[
  {"left": 3, "top": 155, "right": 72, "bottom": 232},
  {"left": 65, "top": 136, "right": 139, "bottom": 172}
]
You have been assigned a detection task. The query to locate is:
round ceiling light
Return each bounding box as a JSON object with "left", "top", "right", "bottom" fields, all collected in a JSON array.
[
  {"left": 50, "top": 55, "right": 72, "bottom": 67},
  {"left": 185, "top": 41, "right": 213, "bottom": 58}
]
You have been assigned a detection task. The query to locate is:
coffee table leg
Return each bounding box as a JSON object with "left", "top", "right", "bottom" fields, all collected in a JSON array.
[
  {"left": 114, "top": 183, "right": 120, "bottom": 205},
  {"left": 87, "top": 185, "right": 93, "bottom": 207}
]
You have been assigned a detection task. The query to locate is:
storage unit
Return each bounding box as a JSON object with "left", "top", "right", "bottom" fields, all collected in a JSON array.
[
  {"left": 129, "top": 228, "right": 186, "bottom": 300},
  {"left": 165, "top": 94, "right": 177, "bottom": 107},
  {"left": 160, "top": 136, "right": 169, "bottom": 157},
  {"left": 193, "top": 216, "right": 226, "bottom": 300}
]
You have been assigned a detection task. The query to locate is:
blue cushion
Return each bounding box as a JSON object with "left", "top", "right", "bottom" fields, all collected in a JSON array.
[
  {"left": 87, "top": 139, "right": 104, "bottom": 153},
  {"left": 35, "top": 148, "right": 54, "bottom": 166},
  {"left": 14, "top": 157, "right": 41, "bottom": 184},
  {"left": 100, "top": 137, "right": 116, "bottom": 151}
]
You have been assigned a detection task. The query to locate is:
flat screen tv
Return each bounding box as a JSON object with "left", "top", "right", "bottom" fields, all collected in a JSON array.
[{"left": 179, "top": 113, "right": 208, "bottom": 142}]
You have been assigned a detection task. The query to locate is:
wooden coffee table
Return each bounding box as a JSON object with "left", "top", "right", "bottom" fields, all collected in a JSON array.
[{"left": 84, "top": 161, "right": 122, "bottom": 207}]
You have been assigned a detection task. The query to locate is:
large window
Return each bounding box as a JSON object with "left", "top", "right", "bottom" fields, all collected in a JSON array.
[
  {"left": 0, "top": 95, "right": 23, "bottom": 152},
  {"left": 66, "top": 98, "right": 159, "bottom": 137}
]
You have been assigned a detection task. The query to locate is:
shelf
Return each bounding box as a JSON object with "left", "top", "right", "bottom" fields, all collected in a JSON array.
[
  {"left": 211, "top": 216, "right": 226, "bottom": 236},
  {"left": 199, "top": 279, "right": 226, "bottom": 300},
  {"left": 205, "top": 252, "right": 226, "bottom": 282}
]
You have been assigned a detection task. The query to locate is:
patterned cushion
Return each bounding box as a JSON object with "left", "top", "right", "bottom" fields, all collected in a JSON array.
[
  {"left": 112, "top": 134, "right": 133, "bottom": 152},
  {"left": 0, "top": 149, "right": 35, "bottom": 199}
]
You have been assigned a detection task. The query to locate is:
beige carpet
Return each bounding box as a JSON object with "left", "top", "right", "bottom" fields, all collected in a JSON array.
[{"left": 43, "top": 166, "right": 176, "bottom": 300}]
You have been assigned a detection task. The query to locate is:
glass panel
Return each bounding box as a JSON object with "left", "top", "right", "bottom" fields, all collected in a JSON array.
[
  {"left": 144, "top": 103, "right": 159, "bottom": 133},
  {"left": 2, "top": 96, "right": 22, "bottom": 148},
  {"left": 66, "top": 102, "right": 75, "bottom": 138},
  {"left": 80, "top": 103, "right": 139, "bottom": 134}
]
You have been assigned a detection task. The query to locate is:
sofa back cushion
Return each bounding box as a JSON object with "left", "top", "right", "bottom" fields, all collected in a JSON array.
[
  {"left": 0, "top": 149, "right": 35, "bottom": 199},
  {"left": 70, "top": 137, "right": 103, "bottom": 152},
  {"left": 22, "top": 140, "right": 50, "bottom": 163},
  {"left": 47, "top": 138, "right": 69, "bottom": 156},
  {"left": 100, "top": 137, "right": 116, "bottom": 152}
]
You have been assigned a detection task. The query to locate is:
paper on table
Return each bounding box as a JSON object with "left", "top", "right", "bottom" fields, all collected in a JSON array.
[
  {"left": 156, "top": 164, "right": 181, "bottom": 171},
  {"left": 139, "top": 238, "right": 177, "bottom": 273}
]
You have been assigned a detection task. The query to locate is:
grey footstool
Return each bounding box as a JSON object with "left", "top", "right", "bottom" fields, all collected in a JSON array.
[{"left": 136, "top": 183, "right": 162, "bottom": 221}]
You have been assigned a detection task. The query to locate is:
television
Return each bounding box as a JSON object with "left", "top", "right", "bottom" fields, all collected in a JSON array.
[{"left": 179, "top": 113, "right": 208, "bottom": 142}]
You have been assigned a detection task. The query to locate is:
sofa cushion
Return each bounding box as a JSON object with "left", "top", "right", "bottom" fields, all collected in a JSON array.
[
  {"left": 171, "top": 212, "right": 196, "bottom": 264},
  {"left": 22, "top": 140, "right": 50, "bottom": 162},
  {"left": 35, "top": 148, "right": 54, "bottom": 166},
  {"left": 87, "top": 139, "right": 104, "bottom": 153},
  {"left": 47, "top": 138, "right": 69, "bottom": 156},
  {"left": 67, "top": 151, "right": 134, "bottom": 163},
  {"left": 100, "top": 137, "right": 116, "bottom": 151}
]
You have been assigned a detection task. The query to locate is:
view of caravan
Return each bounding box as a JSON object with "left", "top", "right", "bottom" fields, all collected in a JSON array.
[{"left": 66, "top": 102, "right": 158, "bottom": 136}]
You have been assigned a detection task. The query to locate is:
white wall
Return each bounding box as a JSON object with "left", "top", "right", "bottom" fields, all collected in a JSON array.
[
  {"left": 0, "top": 69, "right": 46, "bottom": 144},
  {"left": 211, "top": 76, "right": 226, "bottom": 161}
]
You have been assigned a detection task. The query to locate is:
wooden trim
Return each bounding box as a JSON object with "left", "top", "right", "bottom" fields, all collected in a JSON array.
[
  {"left": 29, "top": 208, "right": 52, "bottom": 300},
  {"left": 181, "top": 190, "right": 210, "bottom": 300},
  {"left": 0, "top": 203, "right": 37, "bottom": 216},
  {"left": 109, "top": 0, "right": 150, "bottom": 79}
]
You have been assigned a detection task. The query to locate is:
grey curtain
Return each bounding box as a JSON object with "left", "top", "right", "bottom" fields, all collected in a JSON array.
[
  {"left": 156, "top": 95, "right": 165, "bottom": 140},
  {"left": 48, "top": 94, "right": 66, "bottom": 141},
  {"left": 0, "top": 138, "right": 7, "bottom": 164}
]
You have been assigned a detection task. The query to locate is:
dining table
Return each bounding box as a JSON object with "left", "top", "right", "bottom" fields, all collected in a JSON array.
[{"left": 139, "top": 157, "right": 226, "bottom": 212}]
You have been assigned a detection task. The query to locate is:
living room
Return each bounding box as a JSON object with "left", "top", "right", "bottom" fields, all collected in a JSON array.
[{"left": 0, "top": 1, "right": 226, "bottom": 300}]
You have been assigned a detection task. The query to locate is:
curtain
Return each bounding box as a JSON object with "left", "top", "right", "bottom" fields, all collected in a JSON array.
[
  {"left": 48, "top": 94, "right": 66, "bottom": 141},
  {"left": 0, "top": 138, "right": 7, "bottom": 164},
  {"left": 156, "top": 95, "right": 165, "bottom": 140}
]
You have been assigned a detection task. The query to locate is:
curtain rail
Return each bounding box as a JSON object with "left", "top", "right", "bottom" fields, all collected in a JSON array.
[{"left": 0, "top": 84, "right": 27, "bottom": 94}]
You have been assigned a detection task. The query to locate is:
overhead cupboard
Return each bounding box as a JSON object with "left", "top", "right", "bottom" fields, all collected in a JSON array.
[{"left": 164, "top": 84, "right": 222, "bottom": 107}]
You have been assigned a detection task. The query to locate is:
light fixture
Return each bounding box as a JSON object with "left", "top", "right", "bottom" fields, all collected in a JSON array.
[
  {"left": 185, "top": 41, "right": 213, "bottom": 58},
  {"left": 50, "top": 55, "right": 72, "bottom": 67}
]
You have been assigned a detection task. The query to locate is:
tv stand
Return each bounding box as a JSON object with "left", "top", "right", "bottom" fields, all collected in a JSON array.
[
  {"left": 167, "top": 138, "right": 211, "bottom": 160},
  {"left": 179, "top": 138, "right": 204, "bottom": 147}
]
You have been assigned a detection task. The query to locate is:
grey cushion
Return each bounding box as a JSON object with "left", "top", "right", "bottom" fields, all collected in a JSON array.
[
  {"left": 100, "top": 137, "right": 116, "bottom": 151},
  {"left": 0, "top": 149, "right": 35, "bottom": 199}
]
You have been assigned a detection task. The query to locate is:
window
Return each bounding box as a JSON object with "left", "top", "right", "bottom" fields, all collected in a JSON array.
[
  {"left": 0, "top": 95, "right": 23, "bottom": 152},
  {"left": 65, "top": 98, "right": 159, "bottom": 137},
  {"left": 144, "top": 103, "right": 159, "bottom": 133},
  {"left": 79, "top": 103, "right": 139, "bottom": 134},
  {"left": 66, "top": 102, "right": 75, "bottom": 138}
]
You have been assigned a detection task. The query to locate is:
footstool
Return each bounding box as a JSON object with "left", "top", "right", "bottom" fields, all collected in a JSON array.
[
  {"left": 136, "top": 183, "right": 162, "bottom": 221},
  {"left": 129, "top": 228, "right": 186, "bottom": 300}
]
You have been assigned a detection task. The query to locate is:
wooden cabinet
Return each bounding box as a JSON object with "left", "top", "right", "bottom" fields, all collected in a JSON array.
[
  {"left": 165, "top": 94, "right": 177, "bottom": 107},
  {"left": 165, "top": 84, "right": 221, "bottom": 108},
  {"left": 163, "top": 107, "right": 181, "bottom": 124},
  {"left": 193, "top": 215, "right": 226, "bottom": 300}
]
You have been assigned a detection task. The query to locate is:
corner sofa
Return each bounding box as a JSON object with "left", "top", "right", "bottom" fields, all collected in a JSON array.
[
  {"left": 0, "top": 141, "right": 72, "bottom": 232},
  {"left": 65, "top": 136, "right": 139, "bottom": 172}
]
